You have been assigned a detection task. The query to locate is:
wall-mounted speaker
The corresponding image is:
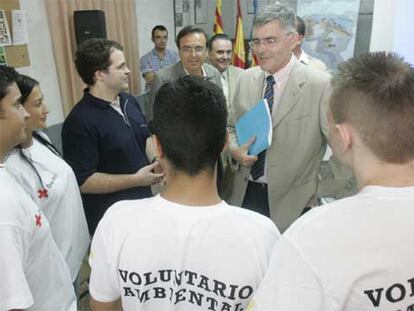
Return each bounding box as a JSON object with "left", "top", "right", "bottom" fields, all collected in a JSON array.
[{"left": 74, "top": 10, "right": 107, "bottom": 45}]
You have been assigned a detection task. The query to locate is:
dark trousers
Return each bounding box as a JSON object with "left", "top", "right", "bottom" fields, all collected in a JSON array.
[{"left": 242, "top": 181, "right": 270, "bottom": 217}]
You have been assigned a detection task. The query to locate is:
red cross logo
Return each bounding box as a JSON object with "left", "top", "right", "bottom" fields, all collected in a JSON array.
[
  {"left": 38, "top": 188, "right": 48, "bottom": 199},
  {"left": 35, "top": 214, "right": 42, "bottom": 227}
]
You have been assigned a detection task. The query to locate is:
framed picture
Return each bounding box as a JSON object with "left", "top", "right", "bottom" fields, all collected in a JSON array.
[
  {"left": 0, "top": 9, "right": 12, "bottom": 46},
  {"left": 175, "top": 12, "right": 183, "bottom": 27},
  {"left": 0, "top": 46, "right": 7, "bottom": 65},
  {"left": 194, "top": 0, "right": 207, "bottom": 24}
]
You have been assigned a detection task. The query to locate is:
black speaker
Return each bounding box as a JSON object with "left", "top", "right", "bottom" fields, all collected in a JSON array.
[{"left": 74, "top": 10, "right": 107, "bottom": 45}]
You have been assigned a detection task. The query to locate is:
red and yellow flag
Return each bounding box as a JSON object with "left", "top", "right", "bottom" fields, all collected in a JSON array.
[
  {"left": 213, "top": 0, "right": 224, "bottom": 34},
  {"left": 232, "top": 0, "right": 245, "bottom": 69}
]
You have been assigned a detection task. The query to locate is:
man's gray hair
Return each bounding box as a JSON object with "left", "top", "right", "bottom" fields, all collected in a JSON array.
[{"left": 253, "top": 2, "right": 297, "bottom": 32}]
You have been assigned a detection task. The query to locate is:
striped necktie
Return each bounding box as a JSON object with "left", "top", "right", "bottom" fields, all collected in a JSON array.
[{"left": 251, "top": 75, "right": 275, "bottom": 180}]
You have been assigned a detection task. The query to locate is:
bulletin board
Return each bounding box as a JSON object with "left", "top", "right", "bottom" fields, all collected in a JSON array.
[{"left": 0, "top": 0, "right": 30, "bottom": 67}]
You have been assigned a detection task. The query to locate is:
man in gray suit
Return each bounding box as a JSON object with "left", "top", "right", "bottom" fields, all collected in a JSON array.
[
  {"left": 208, "top": 33, "right": 244, "bottom": 200},
  {"left": 208, "top": 33, "right": 244, "bottom": 117},
  {"left": 150, "top": 25, "right": 221, "bottom": 120},
  {"left": 228, "top": 3, "right": 352, "bottom": 232}
]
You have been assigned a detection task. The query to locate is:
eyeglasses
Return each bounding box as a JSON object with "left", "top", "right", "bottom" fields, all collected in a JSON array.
[
  {"left": 180, "top": 46, "right": 206, "bottom": 54},
  {"left": 249, "top": 32, "right": 293, "bottom": 49}
]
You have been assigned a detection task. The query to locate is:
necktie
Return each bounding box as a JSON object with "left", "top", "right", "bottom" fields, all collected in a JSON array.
[{"left": 251, "top": 75, "right": 275, "bottom": 180}]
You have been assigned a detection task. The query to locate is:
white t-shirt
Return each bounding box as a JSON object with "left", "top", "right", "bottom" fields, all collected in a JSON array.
[
  {"left": 249, "top": 186, "right": 414, "bottom": 311},
  {"left": 0, "top": 169, "right": 76, "bottom": 310},
  {"left": 89, "top": 195, "right": 280, "bottom": 310},
  {"left": 5, "top": 135, "right": 90, "bottom": 280}
]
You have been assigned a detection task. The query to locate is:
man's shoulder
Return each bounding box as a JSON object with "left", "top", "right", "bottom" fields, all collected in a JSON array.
[
  {"left": 203, "top": 62, "right": 220, "bottom": 76},
  {"left": 97, "top": 197, "right": 156, "bottom": 230},
  {"left": 155, "top": 61, "right": 182, "bottom": 80},
  {"left": 63, "top": 96, "right": 92, "bottom": 125},
  {"left": 228, "top": 65, "right": 244, "bottom": 78},
  {"left": 225, "top": 204, "right": 280, "bottom": 234},
  {"left": 0, "top": 172, "right": 36, "bottom": 230},
  {"left": 228, "top": 65, "right": 244, "bottom": 74},
  {"left": 307, "top": 54, "right": 328, "bottom": 71},
  {"left": 237, "top": 66, "right": 263, "bottom": 84},
  {"left": 291, "top": 61, "right": 330, "bottom": 85},
  {"left": 284, "top": 194, "right": 362, "bottom": 240},
  {"left": 140, "top": 48, "right": 155, "bottom": 61},
  {"left": 165, "top": 48, "right": 178, "bottom": 58},
  {"left": 119, "top": 91, "right": 136, "bottom": 102}
]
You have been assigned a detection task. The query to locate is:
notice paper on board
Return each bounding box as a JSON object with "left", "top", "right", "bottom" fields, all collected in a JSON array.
[{"left": 12, "top": 10, "right": 29, "bottom": 45}]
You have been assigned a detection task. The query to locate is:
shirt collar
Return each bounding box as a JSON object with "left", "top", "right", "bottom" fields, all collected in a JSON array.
[
  {"left": 298, "top": 49, "right": 309, "bottom": 65},
  {"left": 265, "top": 54, "right": 297, "bottom": 81},
  {"left": 151, "top": 48, "right": 167, "bottom": 60},
  {"left": 83, "top": 88, "right": 121, "bottom": 109},
  {"left": 183, "top": 64, "right": 207, "bottom": 77}
]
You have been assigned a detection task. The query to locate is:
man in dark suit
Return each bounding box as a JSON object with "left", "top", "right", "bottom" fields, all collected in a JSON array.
[{"left": 150, "top": 25, "right": 221, "bottom": 120}]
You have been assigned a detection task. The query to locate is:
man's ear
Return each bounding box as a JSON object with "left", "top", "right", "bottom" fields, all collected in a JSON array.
[
  {"left": 153, "top": 134, "right": 164, "bottom": 159},
  {"left": 222, "top": 129, "right": 230, "bottom": 152},
  {"left": 94, "top": 69, "right": 106, "bottom": 83},
  {"left": 336, "top": 123, "right": 353, "bottom": 153},
  {"left": 289, "top": 32, "right": 300, "bottom": 51},
  {"left": 297, "top": 34, "right": 304, "bottom": 46}
]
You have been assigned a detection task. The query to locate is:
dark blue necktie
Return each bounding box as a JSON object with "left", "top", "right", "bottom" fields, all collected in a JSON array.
[{"left": 251, "top": 75, "right": 275, "bottom": 180}]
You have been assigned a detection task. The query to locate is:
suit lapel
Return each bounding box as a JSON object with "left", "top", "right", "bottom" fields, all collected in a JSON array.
[
  {"left": 273, "top": 63, "right": 305, "bottom": 127},
  {"left": 251, "top": 69, "right": 265, "bottom": 105},
  {"left": 175, "top": 62, "right": 186, "bottom": 77}
]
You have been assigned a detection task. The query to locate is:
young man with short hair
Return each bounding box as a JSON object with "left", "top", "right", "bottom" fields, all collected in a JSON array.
[
  {"left": 89, "top": 76, "right": 280, "bottom": 311},
  {"left": 248, "top": 52, "right": 414, "bottom": 310},
  {"left": 140, "top": 25, "right": 179, "bottom": 92},
  {"left": 62, "top": 38, "right": 163, "bottom": 235}
]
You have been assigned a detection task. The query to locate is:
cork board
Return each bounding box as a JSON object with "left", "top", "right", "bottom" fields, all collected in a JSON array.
[{"left": 0, "top": 0, "right": 30, "bottom": 67}]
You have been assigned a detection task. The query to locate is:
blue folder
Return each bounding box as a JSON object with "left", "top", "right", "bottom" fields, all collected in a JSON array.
[{"left": 235, "top": 99, "right": 273, "bottom": 156}]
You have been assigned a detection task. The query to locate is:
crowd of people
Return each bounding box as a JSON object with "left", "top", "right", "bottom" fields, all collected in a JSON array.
[{"left": 1, "top": 2, "right": 414, "bottom": 311}]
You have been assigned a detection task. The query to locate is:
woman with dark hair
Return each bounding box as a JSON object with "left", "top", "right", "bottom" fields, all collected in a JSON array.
[{"left": 5, "top": 74, "right": 90, "bottom": 292}]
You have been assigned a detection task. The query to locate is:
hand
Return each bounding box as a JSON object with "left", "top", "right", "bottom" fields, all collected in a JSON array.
[
  {"left": 143, "top": 72, "right": 155, "bottom": 85},
  {"left": 133, "top": 161, "right": 164, "bottom": 186},
  {"left": 231, "top": 137, "right": 258, "bottom": 168}
]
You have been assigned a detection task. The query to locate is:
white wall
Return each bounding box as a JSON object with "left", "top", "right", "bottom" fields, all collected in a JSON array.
[
  {"left": 18, "top": 0, "right": 64, "bottom": 126},
  {"left": 370, "top": 0, "right": 395, "bottom": 52},
  {"left": 12, "top": 0, "right": 413, "bottom": 126},
  {"left": 370, "top": 0, "right": 414, "bottom": 65},
  {"left": 393, "top": 0, "right": 414, "bottom": 65}
]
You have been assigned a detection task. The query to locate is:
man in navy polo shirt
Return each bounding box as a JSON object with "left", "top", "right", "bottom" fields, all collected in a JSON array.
[{"left": 62, "top": 38, "right": 163, "bottom": 235}]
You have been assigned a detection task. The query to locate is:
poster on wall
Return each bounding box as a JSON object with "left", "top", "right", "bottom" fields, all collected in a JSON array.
[
  {"left": 0, "top": 9, "right": 12, "bottom": 46},
  {"left": 194, "top": 0, "right": 207, "bottom": 24},
  {"left": 297, "top": 0, "right": 361, "bottom": 69},
  {"left": 12, "top": 10, "right": 28, "bottom": 45},
  {"left": 0, "top": 46, "right": 7, "bottom": 65}
]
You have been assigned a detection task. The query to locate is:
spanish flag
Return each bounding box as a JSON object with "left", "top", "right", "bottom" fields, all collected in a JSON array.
[
  {"left": 232, "top": 0, "right": 246, "bottom": 68},
  {"left": 213, "top": 0, "right": 224, "bottom": 34}
]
